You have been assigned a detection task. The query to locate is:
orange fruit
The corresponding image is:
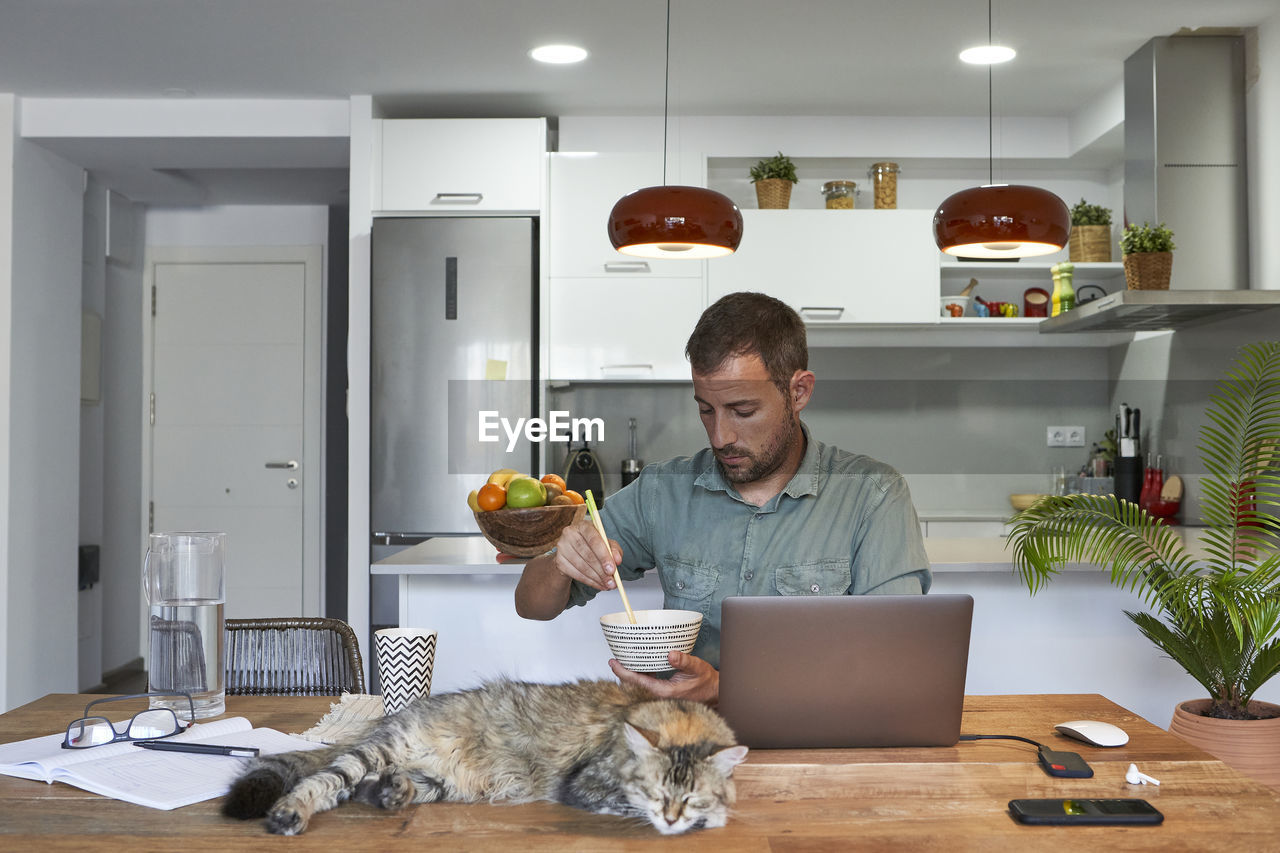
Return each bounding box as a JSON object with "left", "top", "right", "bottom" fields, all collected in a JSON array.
[
  {"left": 540, "top": 474, "right": 567, "bottom": 492},
  {"left": 563, "top": 489, "right": 585, "bottom": 505},
  {"left": 477, "top": 483, "right": 507, "bottom": 512}
]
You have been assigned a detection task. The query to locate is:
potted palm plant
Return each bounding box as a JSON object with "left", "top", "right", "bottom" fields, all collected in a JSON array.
[
  {"left": 749, "top": 152, "right": 799, "bottom": 209},
  {"left": 1068, "top": 199, "right": 1112, "bottom": 262},
  {"left": 1119, "top": 221, "right": 1175, "bottom": 290},
  {"left": 1007, "top": 341, "right": 1280, "bottom": 788}
]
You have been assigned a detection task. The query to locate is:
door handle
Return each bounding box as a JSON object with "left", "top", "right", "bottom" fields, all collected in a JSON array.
[
  {"left": 433, "top": 193, "right": 484, "bottom": 203},
  {"left": 603, "top": 261, "right": 652, "bottom": 273},
  {"left": 265, "top": 460, "right": 299, "bottom": 470}
]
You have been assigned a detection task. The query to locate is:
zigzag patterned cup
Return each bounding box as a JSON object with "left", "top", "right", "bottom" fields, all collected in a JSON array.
[{"left": 374, "top": 628, "right": 437, "bottom": 715}]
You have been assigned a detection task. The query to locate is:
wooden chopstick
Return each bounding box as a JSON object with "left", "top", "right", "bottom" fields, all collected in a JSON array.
[{"left": 585, "top": 490, "right": 636, "bottom": 624}]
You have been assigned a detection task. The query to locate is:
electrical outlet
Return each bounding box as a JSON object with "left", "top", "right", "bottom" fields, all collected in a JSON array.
[{"left": 1047, "top": 425, "right": 1086, "bottom": 447}]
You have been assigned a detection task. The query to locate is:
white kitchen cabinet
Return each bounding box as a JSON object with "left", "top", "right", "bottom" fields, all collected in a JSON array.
[
  {"left": 548, "top": 152, "right": 702, "bottom": 279},
  {"left": 707, "top": 210, "right": 940, "bottom": 325},
  {"left": 547, "top": 276, "right": 705, "bottom": 381},
  {"left": 546, "top": 152, "right": 708, "bottom": 381},
  {"left": 373, "top": 119, "right": 545, "bottom": 213}
]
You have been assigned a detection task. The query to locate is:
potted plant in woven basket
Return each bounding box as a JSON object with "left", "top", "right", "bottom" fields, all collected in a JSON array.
[
  {"left": 1068, "top": 199, "right": 1112, "bottom": 262},
  {"left": 1006, "top": 341, "right": 1280, "bottom": 788},
  {"left": 749, "top": 152, "right": 799, "bottom": 209},
  {"left": 1119, "top": 221, "right": 1175, "bottom": 290}
]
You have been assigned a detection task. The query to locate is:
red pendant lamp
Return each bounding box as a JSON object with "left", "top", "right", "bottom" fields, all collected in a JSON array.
[
  {"left": 933, "top": 2, "right": 1069, "bottom": 259},
  {"left": 607, "top": 1, "right": 742, "bottom": 259}
]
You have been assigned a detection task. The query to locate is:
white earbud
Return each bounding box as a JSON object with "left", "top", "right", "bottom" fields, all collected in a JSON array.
[{"left": 1125, "top": 762, "right": 1160, "bottom": 786}]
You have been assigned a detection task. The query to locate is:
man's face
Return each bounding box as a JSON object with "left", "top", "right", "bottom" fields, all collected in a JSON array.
[{"left": 692, "top": 353, "right": 801, "bottom": 485}]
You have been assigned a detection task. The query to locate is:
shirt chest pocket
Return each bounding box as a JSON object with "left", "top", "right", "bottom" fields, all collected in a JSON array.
[
  {"left": 774, "top": 560, "right": 852, "bottom": 596},
  {"left": 659, "top": 557, "right": 719, "bottom": 617}
]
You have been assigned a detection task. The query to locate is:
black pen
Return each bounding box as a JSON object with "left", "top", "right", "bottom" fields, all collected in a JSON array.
[{"left": 134, "top": 741, "right": 260, "bottom": 758}]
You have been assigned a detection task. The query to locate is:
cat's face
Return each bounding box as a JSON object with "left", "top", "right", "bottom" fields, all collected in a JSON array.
[{"left": 622, "top": 724, "right": 749, "bottom": 835}]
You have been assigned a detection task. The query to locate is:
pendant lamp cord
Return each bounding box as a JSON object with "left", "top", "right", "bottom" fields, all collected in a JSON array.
[
  {"left": 987, "top": 0, "right": 993, "bottom": 185},
  {"left": 662, "top": 0, "right": 671, "bottom": 186}
]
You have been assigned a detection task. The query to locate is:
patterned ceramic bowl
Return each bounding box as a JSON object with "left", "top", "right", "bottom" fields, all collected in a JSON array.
[{"left": 600, "top": 609, "right": 703, "bottom": 672}]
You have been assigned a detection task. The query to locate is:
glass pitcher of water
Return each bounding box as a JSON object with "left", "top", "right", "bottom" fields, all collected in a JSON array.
[{"left": 143, "top": 532, "right": 226, "bottom": 719}]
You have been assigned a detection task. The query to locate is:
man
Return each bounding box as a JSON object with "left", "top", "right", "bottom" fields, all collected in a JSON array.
[{"left": 515, "top": 291, "right": 931, "bottom": 703}]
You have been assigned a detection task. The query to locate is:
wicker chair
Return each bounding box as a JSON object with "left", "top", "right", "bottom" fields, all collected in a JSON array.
[{"left": 225, "top": 617, "right": 366, "bottom": 696}]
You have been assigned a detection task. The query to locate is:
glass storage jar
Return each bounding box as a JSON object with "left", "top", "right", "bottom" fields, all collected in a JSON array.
[
  {"left": 869, "top": 162, "right": 900, "bottom": 209},
  {"left": 821, "top": 180, "right": 857, "bottom": 209}
]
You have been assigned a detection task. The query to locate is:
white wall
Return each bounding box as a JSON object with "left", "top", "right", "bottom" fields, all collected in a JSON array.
[
  {"left": 97, "top": 185, "right": 147, "bottom": 682},
  {"left": 2, "top": 99, "right": 86, "bottom": 711},
  {"left": 1247, "top": 14, "right": 1280, "bottom": 291},
  {"left": 0, "top": 95, "right": 14, "bottom": 708},
  {"left": 146, "top": 204, "right": 329, "bottom": 248},
  {"left": 79, "top": 180, "right": 107, "bottom": 690},
  {"left": 346, "top": 96, "right": 374, "bottom": 676}
]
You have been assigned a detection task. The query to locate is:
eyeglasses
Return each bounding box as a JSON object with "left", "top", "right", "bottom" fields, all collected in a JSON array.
[{"left": 62, "top": 692, "right": 195, "bottom": 750}]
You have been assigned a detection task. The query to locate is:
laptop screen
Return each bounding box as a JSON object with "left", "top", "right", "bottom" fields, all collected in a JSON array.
[{"left": 716, "top": 594, "right": 974, "bottom": 749}]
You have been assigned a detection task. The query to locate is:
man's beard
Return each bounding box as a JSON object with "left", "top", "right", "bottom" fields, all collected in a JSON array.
[{"left": 715, "top": 413, "right": 800, "bottom": 484}]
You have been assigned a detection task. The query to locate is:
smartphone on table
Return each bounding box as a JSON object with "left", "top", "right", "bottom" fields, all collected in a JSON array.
[{"left": 1008, "top": 798, "right": 1163, "bottom": 826}]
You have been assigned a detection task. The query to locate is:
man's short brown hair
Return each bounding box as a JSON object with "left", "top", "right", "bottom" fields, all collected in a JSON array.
[{"left": 685, "top": 291, "right": 808, "bottom": 393}]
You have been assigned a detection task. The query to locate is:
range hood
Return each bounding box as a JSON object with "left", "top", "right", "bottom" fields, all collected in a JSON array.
[
  {"left": 1045, "top": 35, "right": 1279, "bottom": 334},
  {"left": 1039, "top": 290, "right": 1280, "bottom": 333}
]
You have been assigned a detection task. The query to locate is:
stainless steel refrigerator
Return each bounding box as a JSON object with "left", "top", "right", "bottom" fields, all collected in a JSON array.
[{"left": 371, "top": 217, "right": 538, "bottom": 543}]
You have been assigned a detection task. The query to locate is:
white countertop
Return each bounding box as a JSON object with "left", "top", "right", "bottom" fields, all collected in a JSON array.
[
  {"left": 373, "top": 524, "right": 1216, "bottom": 576},
  {"left": 373, "top": 536, "right": 526, "bottom": 574},
  {"left": 372, "top": 533, "right": 1082, "bottom": 575},
  {"left": 915, "top": 508, "right": 1013, "bottom": 522}
]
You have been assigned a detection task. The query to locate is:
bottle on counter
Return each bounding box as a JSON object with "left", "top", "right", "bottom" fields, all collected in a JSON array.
[
  {"left": 1051, "top": 262, "right": 1075, "bottom": 316},
  {"left": 1139, "top": 452, "right": 1160, "bottom": 511}
]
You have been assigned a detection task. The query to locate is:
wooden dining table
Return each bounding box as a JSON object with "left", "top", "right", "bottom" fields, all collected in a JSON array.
[{"left": 0, "top": 692, "right": 1276, "bottom": 851}]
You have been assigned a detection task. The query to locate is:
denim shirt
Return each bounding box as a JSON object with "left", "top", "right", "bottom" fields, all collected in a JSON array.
[{"left": 566, "top": 423, "right": 932, "bottom": 668}]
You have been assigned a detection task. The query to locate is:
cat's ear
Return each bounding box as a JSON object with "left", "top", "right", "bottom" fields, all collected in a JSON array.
[
  {"left": 710, "top": 744, "right": 749, "bottom": 774},
  {"left": 624, "top": 723, "right": 660, "bottom": 755}
]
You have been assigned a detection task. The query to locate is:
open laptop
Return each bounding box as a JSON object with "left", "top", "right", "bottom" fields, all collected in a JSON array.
[{"left": 717, "top": 594, "right": 974, "bottom": 749}]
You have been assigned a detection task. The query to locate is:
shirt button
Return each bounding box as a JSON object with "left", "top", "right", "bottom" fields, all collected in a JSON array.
[
  {"left": 676, "top": 580, "right": 686, "bottom": 590},
  {"left": 810, "top": 583, "right": 821, "bottom": 593},
  {"left": 744, "top": 571, "right": 754, "bottom": 580}
]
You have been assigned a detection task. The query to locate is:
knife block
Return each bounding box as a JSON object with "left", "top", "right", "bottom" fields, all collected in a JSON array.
[{"left": 1114, "top": 457, "right": 1142, "bottom": 506}]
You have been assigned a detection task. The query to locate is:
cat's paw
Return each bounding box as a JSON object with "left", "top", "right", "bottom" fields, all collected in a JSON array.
[
  {"left": 264, "top": 799, "right": 310, "bottom": 835},
  {"left": 369, "top": 769, "right": 415, "bottom": 811}
]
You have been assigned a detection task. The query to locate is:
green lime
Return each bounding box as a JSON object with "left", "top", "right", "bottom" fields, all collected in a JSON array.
[{"left": 505, "top": 476, "right": 547, "bottom": 508}]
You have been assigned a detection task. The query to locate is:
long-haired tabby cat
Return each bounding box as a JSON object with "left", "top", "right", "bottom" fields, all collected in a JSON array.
[{"left": 223, "top": 678, "right": 748, "bottom": 835}]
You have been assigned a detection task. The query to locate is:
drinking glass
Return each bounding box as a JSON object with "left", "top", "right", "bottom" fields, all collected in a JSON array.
[{"left": 143, "top": 532, "right": 227, "bottom": 719}]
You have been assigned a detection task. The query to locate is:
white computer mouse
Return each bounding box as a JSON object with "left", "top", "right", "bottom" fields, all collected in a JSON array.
[{"left": 1054, "top": 719, "right": 1129, "bottom": 747}]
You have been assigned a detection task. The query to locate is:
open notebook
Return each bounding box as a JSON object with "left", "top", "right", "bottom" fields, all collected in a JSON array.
[{"left": 0, "top": 716, "right": 323, "bottom": 810}]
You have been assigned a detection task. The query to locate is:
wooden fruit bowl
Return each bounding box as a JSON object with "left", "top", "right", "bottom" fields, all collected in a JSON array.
[{"left": 473, "top": 504, "right": 586, "bottom": 558}]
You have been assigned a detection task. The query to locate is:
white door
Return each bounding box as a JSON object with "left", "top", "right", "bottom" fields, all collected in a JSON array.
[{"left": 147, "top": 247, "right": 322, "bottom": 619}]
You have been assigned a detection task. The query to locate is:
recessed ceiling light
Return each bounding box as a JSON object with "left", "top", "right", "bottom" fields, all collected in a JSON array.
[
  {"left": 959, "top": 45, "right": 1016, "bottom": 64},
  {"left": 530, "top": 44, "right": 588, "bottom": 64}
]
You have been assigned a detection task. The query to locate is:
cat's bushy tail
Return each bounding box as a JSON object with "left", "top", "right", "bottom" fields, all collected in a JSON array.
[{"left": 223, "top": 747, "right": 334, "bottom": 820}]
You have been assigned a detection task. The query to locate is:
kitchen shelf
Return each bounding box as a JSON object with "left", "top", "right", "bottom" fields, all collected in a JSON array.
[
  {"left": 805, "top": 323, "right": 1132, "bottom": 348},
  {"left": 941, "top": 261, "right": 1124, "bottom": 285}
]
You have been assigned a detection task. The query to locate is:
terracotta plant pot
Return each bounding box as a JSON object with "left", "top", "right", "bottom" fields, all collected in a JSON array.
[
  {"left": 754, "top": 178, "right": 793, "bottom": 209},
  {"left": 1122, "top": 251, "right": 1173, "bottom": 290},
  {"left": 1168, "top": 699, "right": 1280, "bottom": 789}
]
